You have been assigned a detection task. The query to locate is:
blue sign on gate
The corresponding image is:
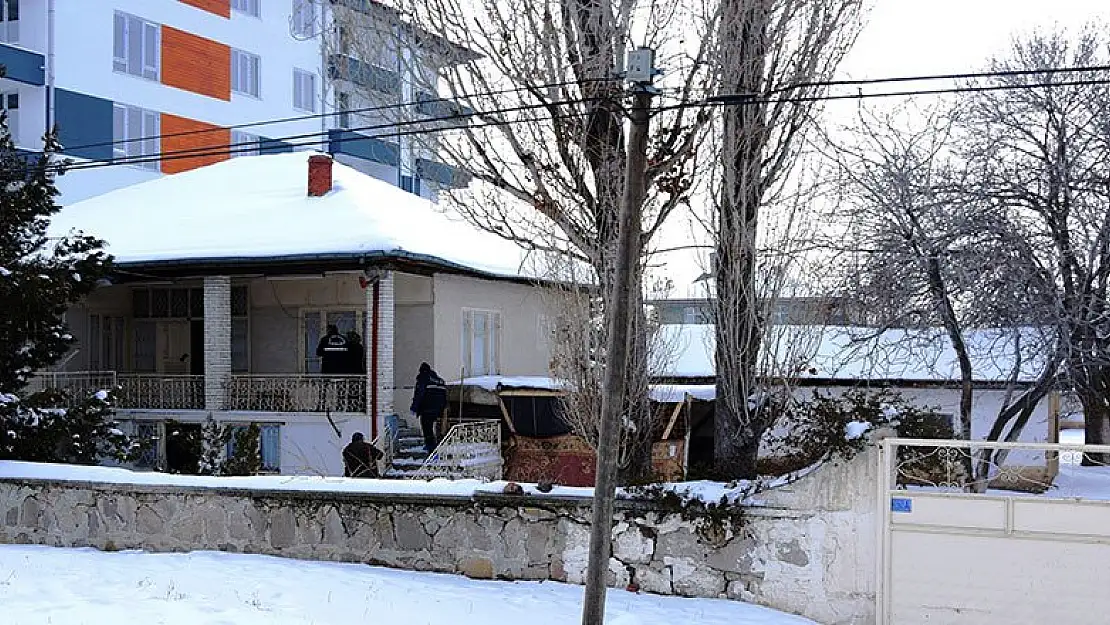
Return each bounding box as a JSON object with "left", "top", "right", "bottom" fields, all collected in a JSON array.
[{"left": 891, "top": 497, "right": 913, "bottom": 513}]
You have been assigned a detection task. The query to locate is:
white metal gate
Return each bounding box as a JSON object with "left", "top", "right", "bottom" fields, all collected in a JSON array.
[{"left": 876, "top": 437, "right": 1110, "bottom": 625}]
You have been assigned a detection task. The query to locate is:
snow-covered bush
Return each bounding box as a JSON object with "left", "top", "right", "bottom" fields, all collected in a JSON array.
[
  {"left": 0, "top": 388, "right": 145, "bottom": 464},
  {"left": 760, "top": 387, "right": 944, "bottom": 475}
]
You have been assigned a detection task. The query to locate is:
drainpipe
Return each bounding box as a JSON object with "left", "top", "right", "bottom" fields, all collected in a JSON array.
[
  {"left": 371, "top": 278, "right": 380, "bottom": 440},
  {"left": 46, "top": 0, "right": 56, "bottom": 131}
]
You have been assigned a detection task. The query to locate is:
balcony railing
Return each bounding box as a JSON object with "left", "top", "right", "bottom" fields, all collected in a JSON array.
[
  {"left": 25, "top": 371, "right": 118, "bottom": 403},
  {"left": 225, "top": 375, "right": 367, "bottom": 413},
  {"left": 116, "top": 374, "right": 205, "bottom": 410}
]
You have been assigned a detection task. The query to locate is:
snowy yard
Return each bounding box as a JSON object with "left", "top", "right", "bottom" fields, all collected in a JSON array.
[{"left": 0, "top": 545, "right": 814, "bottom": 625}]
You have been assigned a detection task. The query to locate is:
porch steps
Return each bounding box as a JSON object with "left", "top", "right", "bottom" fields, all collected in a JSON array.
[{"left": 384, "top": 424, "right": 501, "bottom": 480}]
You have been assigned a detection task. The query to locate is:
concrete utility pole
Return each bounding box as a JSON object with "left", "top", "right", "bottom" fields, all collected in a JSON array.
[{"left": 580, "top": 47, "right": 658, "bottom": 625}]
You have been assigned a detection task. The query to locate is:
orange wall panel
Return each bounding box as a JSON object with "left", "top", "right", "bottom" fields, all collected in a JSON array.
[
  {"left": 178, "top": 0, "right": 231, "bottom": 18},
  {"left": 160, "top": 114, "right": 231, "bottom": 174},
  {"left": 161, "top": 26, "right": 231, "bottom": 101}
]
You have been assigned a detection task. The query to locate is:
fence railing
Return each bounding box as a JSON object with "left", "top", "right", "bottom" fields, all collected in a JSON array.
[
  {"left": 880, "top": 437, "right": 1110, "bottom": 496},
  {"left": 224, "top": 375, "right": 366, "bottom": 413},
  {"left": 24, "top": 371, "right": 118, "bottom": 403},
  {"left": 116, "top": 374, "right": 205, "bottom": 410},
  {"left": 410, "top": 419, "right": 503, "bottom": 481}
]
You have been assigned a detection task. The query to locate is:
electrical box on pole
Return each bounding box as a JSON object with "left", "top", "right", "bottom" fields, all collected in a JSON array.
[{"left": 625, "top": 47, "right": 656, "bottom": 84}]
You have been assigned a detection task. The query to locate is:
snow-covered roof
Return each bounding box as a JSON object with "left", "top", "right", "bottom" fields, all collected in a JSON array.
[
  {"left": 48, "top": 152, "right": 530, "bottom": 279},
  {"left": 658, "top": 324, "right": 1048, "bottom": 384},
  {"left": 450, "top": 375, "right": 563, "bottom": 392}
]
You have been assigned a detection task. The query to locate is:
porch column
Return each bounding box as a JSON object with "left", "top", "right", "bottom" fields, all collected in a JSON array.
[
  {"left": 203, "top": 276, "right": 232, "bottom": 411},
  {"left": 367, "top": 270, "right": 395, "bottom": 438}
]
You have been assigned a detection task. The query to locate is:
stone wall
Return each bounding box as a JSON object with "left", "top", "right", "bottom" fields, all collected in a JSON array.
[{"left": 0, "top": 448, "right": 878, "bottom": 625}]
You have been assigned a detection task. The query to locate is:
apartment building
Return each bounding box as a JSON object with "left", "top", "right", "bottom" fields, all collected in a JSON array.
[{"left": 0, "top": 0, "right": 468, "bottom": 203}]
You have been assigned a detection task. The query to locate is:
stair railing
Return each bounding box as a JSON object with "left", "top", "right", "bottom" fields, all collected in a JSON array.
[{"left": 409, "top": 419, "right": 502, "bottom": 481}]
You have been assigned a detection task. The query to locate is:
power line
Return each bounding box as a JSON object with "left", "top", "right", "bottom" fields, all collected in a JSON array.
[
  {"left": 767, "top": 63, "right": 1110, "bottom": 95},
  {"left": 702, "top": 76, "right": 1110, "bottom": 107},
  {"left": 57, "top": 77, "right": 620, "bottom": 155},
  {"left": 47, "top": 97, "right": 600, "bottom": 174}
]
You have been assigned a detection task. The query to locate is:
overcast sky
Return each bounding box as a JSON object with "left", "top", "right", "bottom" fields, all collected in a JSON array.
[{"left": 656, "top": 0, "right": 1110, "bottom": 298}]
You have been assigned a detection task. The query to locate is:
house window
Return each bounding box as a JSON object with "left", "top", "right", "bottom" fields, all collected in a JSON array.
[
  {"left": 231, "top": 130, "right": 261, "bottom": 157},
  {"left": 1, "top": 92, "right": 17, "bottom": 145},
  {"left": 401, "top": 174, "right": 421, "bottom": 196},
  {"left": 87, "top": 314, "right": 126, "bottom": 372},
  {"left": 292, "top": 0, "right": 315, "bottom": 37},
  {"left": 225, "top": 424, "right": 281, "bottom": 472},
  {"left": 231, "top": 0, "right": 260, "bottom": 17},
  {"left": 112, "top": 103, "right": 160, "bottom": 170},
  {"left": 113, "top": 11, "right": 160, "bottom": 80},
  {"left": 0, "top": 0, "right": 18, "bottom": 43},
  {"left": 232, "top": 49, "right": 261, "bottom": 97},
  {"left": 336, "top": 91, "right": 351, "bottom": 128},
  {"left": 462, "top": 309, "right": 501, "bottom": 376},
  {"left": 682, "top": 306, "right": 704, "bottom": 324},
  {"left": 293, "top": 68, "right": 317, "bottom": 112},
  {"left": 132, "top": 421, "right": 162, "bottom": 469}
]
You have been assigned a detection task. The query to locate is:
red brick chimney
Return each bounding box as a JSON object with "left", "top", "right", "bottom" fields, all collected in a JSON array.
[{"left": 308, "top": 154, "right": 333, "bottom": 197}]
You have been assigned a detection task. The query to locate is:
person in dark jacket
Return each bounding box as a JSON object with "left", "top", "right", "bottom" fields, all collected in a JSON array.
[
  {"left": 344, "top": 331, "right": 366, "bottom": 375},
  {"left": 315, "top": 325, "right": 350, "bottom": 374},
  {"left": 410, "top": 362, "right": 448, "bottom": 453},
  {"left": 342, "top": 432, "right": 383, "bottom": 478}
]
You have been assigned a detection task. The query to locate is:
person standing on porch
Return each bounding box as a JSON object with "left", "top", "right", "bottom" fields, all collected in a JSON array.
[
  {"left": 411, "top": 362, "right": 448, "bottom": 453},
  {"left": 316, "top": 325, "right": 350, "bottom": 374}
]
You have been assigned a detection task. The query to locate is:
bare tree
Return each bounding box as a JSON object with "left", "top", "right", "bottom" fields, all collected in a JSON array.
[
  {"left": 831, "top": 103, "right": 1062, "bottom": 486},
  {"left": 711, "top": 0, "right": 866, "bottom": 477},
  {"left": 955, "top": 28, "right": 1110, "bottom": 462}
]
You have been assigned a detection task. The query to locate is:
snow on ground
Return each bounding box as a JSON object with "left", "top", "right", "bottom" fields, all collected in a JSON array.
[
  {"left": 0, "top": 460, "right": 595, "bottom": 499},
  {"left": 0, "top": 545, "right": 815, "bottom": 625}
]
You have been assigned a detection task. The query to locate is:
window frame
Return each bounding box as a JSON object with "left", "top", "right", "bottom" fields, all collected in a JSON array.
[
  {"left": 291, "top": 0, "right": 315, "bottom": 37},
  {"left": 112, "top": 103, "right": 161, "bottom": 171},
  {"left": 231, "top": 48, "right": 262, "bottom": 98},
  {"left": 299, "top": 308, "right": 368, "bottom": 374},
  {"left": 230, "top": 129, "right": 261, "bottom": 157},
  {"left": 225, "top": 423, "right": 281, "bottom": 473},
  {"left": 231, "top": 0, "right": 261, "bottom": 18},
  {"left": 1, "top": 0, "right": 19, "bottom": 44},
  {"left": 461, "top": 308, "right": 501, "bottom": 377},
  {"left": 293, "top": 68, "right": 317, "bottom": 112},
  {"left": 113, "top": 11, "right": 160, "bottom": 81}
]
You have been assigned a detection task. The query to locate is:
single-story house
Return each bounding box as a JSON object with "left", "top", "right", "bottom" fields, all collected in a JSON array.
[
  {"left": 655, "top": 323, "right": 1062, "bottom": 484},
  {"left": 40, "top": 152, "right": 553, "bottom": 476}
]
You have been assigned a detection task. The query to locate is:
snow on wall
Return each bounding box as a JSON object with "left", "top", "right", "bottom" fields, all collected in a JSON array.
[{"left": 0, "top": 449, "right": 881, "bottom": 625}]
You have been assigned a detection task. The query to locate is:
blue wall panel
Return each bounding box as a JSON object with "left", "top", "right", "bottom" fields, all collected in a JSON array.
[
  {"left": 54, "top": 89, "right": 114, "bottom": 161},
  {"left": 0, "top": 43, "right": 44, "bottom": 85}
]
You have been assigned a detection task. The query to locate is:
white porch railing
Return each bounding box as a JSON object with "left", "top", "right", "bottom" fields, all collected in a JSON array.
[
  {"left": 225, "top": 375, "right": 366, "bottom": 413},
  {"left": 116, "top": 374, "right": 205, "bottom": 410},
  {"left": 25, "top": 371, "right": 118, "bottom": 402},
  {"left": 410, "top": 419, "right": 503, "bottom": 480}
]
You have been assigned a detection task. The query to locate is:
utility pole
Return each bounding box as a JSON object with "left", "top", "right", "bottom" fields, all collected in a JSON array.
[{"left": 580, "top": 47, "right": 658, "bottom": 625}]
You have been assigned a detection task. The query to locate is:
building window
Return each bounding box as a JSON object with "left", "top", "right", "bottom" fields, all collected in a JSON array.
[
  {"left": 232, "top": 49, "right": 261, "bottom": 97},
  {"left": 132, "top": 421, "right": 162, "bottom": 469},
  {"left": 1, "top": 92, "right": 17, "bottom": 145},
  {"left": 401, "top": 174, "right": 421, "bottom": 196},
  {"left": 87, "top": 314, "right": 126, "bottom": 372},
  {"left": 301, "top": 309, "right": 367, "bottom": 373},
  {"left": 293, "top": 69, "right": 316, "bottom": 112},
  {"left": 231, "top": 0, "right": 260, "bottom": 17},
  {"left": 0, "top": 0, "right": 18, "bottom": 43},
  {"left": 336, "top": 91, "right": 351, "bottom": 128},
  {"left": 462, "top": 309, "right": 501, "bottom": 376},
  {"left": 231, "top": 130, "right": 261, "bottom": 157},
  {"left": 113, "top": 11, "right": 160, "bottom": 81},
  {"left": 112, "top": 103, "right": 160, "bottom": 170},
  {"left": 292, "top": 0, "right": 315, "bottom": 37},
  {"left": 682, "top": 306, "right": 706, "bottom": 324},
  {"left": 226, "top": 424, "right": 281, "bottom": 472}
]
